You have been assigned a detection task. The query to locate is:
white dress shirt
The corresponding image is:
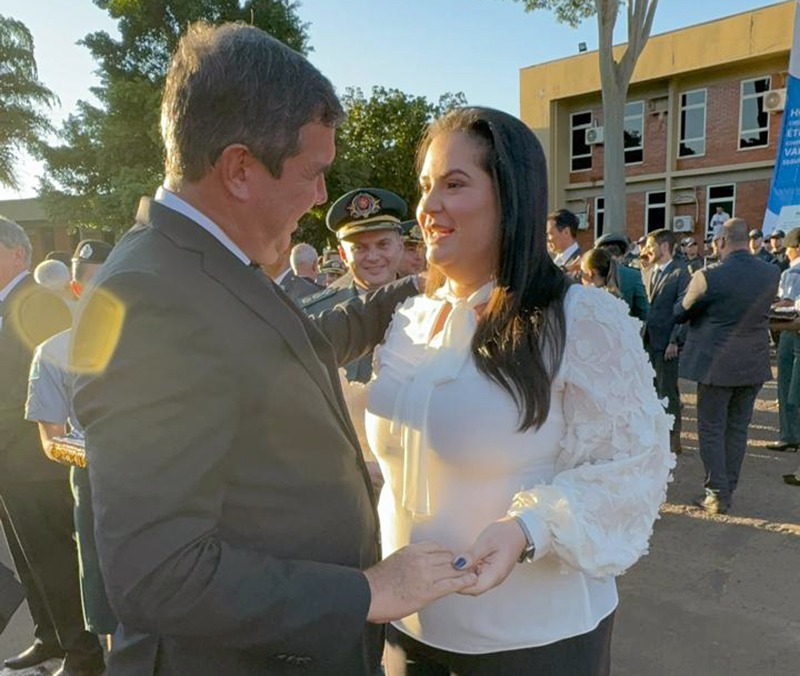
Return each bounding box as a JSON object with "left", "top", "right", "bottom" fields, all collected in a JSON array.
[
  {"left": 273, "top": 267, "right": 291, "bottom": 286},
  {"left": 365, "top": 284, "right": 674, "bottom": 653},
  {"left": 553, "top": 241, "right": 579, "bottom": 268},
  {"left": 155, "top": 186, "right": 251, "bottom": 266}
]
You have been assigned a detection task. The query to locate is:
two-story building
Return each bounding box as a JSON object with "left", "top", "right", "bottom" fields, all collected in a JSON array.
[
  {"left": 0, "top": 198, "right": 77, "bottom": 264},
  {"left": 520, "top": 1, "right": 794, "bottom": 248}
]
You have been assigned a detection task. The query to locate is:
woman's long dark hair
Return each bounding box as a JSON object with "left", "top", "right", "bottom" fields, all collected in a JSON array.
[{"left": 417, "top": 107, "right": 568, "bottom": 431}]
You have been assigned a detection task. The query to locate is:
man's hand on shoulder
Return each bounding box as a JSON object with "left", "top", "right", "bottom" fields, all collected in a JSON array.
[{"left": 364, "top": 542, "right": 477, "bottom": 624}]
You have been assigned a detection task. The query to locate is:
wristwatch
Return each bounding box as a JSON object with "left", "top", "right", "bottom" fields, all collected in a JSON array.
[{"left": 512, "top": 515, "right": 536, "bottom": 563}]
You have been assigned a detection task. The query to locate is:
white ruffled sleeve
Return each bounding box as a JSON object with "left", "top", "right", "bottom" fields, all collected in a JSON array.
[{"left": 508, "top": 286, "right": 674, "bottom": 578}]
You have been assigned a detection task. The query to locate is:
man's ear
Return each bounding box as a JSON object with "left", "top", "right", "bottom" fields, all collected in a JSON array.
[
  {"left": 216, "top": 144, "right": 256, "bottom": 202},
  {"left": 338, "top": 243, "right": 349, "bottom": 263}
]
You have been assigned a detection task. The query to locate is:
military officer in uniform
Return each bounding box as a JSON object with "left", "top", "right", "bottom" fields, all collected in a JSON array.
[
  {"left": 749, "top": 229, "right": 777, "bottom": 265},
  {"left": 302, "top": 188, "right": 407, "bottom": 383},
  {"left": 398, "top": 219, "right": 426, "bottom": 277},
  {"left": 25, "top": 240, "right": 117, "bottom": 672}
]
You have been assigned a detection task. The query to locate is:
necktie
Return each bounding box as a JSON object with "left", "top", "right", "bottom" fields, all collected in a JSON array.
[
  {"left": 650, "top": 266, "right": 663, "bottom": 298},
  {"left": 390, "top": 279, "right": 496, "bottom": 517}
]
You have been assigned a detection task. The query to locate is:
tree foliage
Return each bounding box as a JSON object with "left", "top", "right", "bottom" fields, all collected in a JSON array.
[
  {"left": 512, "top": 0, "right": 596, "bottom": 27},
  {"left": 511, "top": 0, "right": 659, "bottom": 234},
  {"left": 40, "top": 0, "right": 309, "bottom": 233},
  {"left": 0, "top": 14, "right": 57, "bottom": 190},
  {"left": 296, "top": 87, "right": 467, "bottom": 250}
]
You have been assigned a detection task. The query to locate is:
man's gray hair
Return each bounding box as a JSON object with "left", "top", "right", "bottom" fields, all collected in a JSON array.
[
  {"left": 290, "top": 243, "right": 318, "bottom": 269},
  {"left": 722, "top": 218, "right": 749, "bottom": 244},
  {"left": 161, "top": 22, "right": 344, "bottom": 184},
  {"left": 0, "top": 216, "right": 32, "bottom": 267}
]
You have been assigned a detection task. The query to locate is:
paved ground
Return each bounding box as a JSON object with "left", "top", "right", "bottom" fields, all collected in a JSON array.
[
  {"left": 1, "top": 375, "right": 798, "bottom": 676},
  {"left": 613, "top": 375, "right": 800, "bottom": 676}
]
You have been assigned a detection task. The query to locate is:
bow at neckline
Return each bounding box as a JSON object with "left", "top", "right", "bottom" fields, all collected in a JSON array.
[{"left": 390, "top": 279, "right": 496, "bottom": 517}]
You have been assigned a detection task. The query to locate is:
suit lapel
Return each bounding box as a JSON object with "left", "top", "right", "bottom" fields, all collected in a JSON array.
[
  {"left": 648, "top": 265, "right": 670, "bottom": 301},
  {"left": 138, "top": 199, "right": 351, "bottom": 431}
]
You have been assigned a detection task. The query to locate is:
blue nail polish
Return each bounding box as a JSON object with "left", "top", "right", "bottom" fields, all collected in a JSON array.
[{"left": 454, "top": 557, "right": 467, "bottom": 569}]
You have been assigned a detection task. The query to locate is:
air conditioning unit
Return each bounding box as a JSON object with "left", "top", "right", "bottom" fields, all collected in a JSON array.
[
  {"left": 764, "top": 88, "right": 787, "bottom": 113},
  {"left": 585, "top": 126, "right": 604, "bottom": 145},
  {"left": 672, "top": 215, "right": 695, "bottom": 232}
]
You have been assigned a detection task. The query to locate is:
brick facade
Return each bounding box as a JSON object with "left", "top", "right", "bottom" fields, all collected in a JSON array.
[{"left": 563, "top": 66, "right": 784, "bottom": 246}]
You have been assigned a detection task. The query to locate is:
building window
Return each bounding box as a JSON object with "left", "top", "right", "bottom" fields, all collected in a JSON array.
[
  {"left": 624, "top": 101, "right": 644, "bottom": 164},
  {"left": 594, "top": 196, "right": 605, "bottom": 240},
  {"left": 739, "top": 77, "right": 771, "bottom": 149},
  {"left": 679, "top": 90, "right": 706, "bottom": 157},
  {"left": 646, "top": 192, "right": 667, "bottom": 233},
  {"left": 706, "top": 184, "right": 735, "bottom": 237},
  {"left": 570, "top": 111, "right": 593, "bottom": 172}
]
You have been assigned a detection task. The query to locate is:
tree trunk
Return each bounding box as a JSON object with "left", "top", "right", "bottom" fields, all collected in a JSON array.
[
  {"left": 594, "top": 0, "right": 659, "bottom": 236},
  {"left": 599, "top": 59, "right": 627, "bottom": 235}
]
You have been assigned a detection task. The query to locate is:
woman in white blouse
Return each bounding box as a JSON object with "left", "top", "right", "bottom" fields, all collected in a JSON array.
[{"left": 365, "top": 107, "right": 674, "bottom": 675}]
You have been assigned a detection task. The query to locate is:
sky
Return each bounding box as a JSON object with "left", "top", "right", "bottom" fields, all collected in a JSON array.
[{"left": 0, "top": 0, "right": 789, "bottom": 200}]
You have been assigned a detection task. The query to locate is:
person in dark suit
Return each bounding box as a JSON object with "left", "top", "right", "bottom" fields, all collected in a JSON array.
[
  {"left": 70, "top": 24, "right": 475, "bottom": 676},
  {"left": 546, "top": 209, "right": 581, "bottom": 278},
  {"left": 0, "top": 217, "right": 102, "bottom": 675},
  {"left": 675, "top": 218, "right": 781, "bottom": 514},
  {"left": 289, "top": 242, "right": 322, "bottom": 284},
  {"left": 0, "top": 562, "right": 25, "bottom": 636},
  {"left": 641, "top": 229, "right": 690, "bottom": 454},
  {"left": 264, "top": 243, "right": 321, "bottom": 305},
  {"left": 279, "top": 267, "right": 322, "bottom": 303},
  {"left": 594, "top": 232, "right": 649, "bottom": 320}
]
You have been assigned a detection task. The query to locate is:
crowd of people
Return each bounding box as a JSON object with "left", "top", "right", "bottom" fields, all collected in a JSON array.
[
  {"left": 549, "top": 210, "right": 800, "bottom": 502},
  {"left": 0, "top": 20, "right": 796, "bottom": 676}
]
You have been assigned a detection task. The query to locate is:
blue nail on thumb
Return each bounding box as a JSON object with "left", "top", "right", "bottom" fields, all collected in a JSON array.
[{"left": 453, "top": 557, "right": 468, "bottom": 570}]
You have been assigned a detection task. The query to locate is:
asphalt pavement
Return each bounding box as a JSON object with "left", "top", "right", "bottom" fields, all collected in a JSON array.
[{"left": 1, "top": 374, "right": 798, "bottom": 676}]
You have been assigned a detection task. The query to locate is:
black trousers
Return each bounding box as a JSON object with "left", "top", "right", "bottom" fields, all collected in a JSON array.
[
  {"left": 385, "top": 612, "right": 614, "bottom": 676},
  {"left": 696, "top": 383, "right": 762, "bottom": 502},
  {"left": 0, "top": 478, "right": 101, "bottom": 664},
  {"left": 648, "top": 348, "right": 682, "bottom": 450},
  {"left": 0, "top": 560, "right": 25, "bottom": 633}
]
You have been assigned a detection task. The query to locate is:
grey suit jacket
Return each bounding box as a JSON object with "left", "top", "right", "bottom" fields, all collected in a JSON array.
[
  {"left": 279, "top": 269, "right": 322, "bottom": 305},
  {"left": 675, "top": 250, "right": 780, "bottom": 386},
  {"left": 0, "top": 275, "right": 71, "bottom": 481},
  {"left": 71, "top": 198, "right": 417, "bottom": 676},
  {"left": 642, "top": 261, "right": 690, "bottom": 353}
]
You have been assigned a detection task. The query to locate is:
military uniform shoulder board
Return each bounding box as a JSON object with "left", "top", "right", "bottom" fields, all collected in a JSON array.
[{"left": 300, "top": 286, "right": 338, "bottom": 310}]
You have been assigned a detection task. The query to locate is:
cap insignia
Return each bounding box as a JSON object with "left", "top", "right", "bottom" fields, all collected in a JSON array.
[
  {"left": 79, "top": 243, "right": 94, "bottom": 260},
  {"left": 347, "top": 192, "right": 381, "bottom": 220}
]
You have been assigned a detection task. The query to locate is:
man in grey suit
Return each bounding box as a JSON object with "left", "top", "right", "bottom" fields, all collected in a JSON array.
[
  {"left": 675, "top": 218, "right": 780, "bottom": 514},
  {"left": 641, "top": 229, "right": 690, "bottom": 454},
  {"left": 71, "top": 24, "right": 475, "bottom": 676},
  {"left": 0, "top": 219, "right": 101, "bottom": 675}
]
